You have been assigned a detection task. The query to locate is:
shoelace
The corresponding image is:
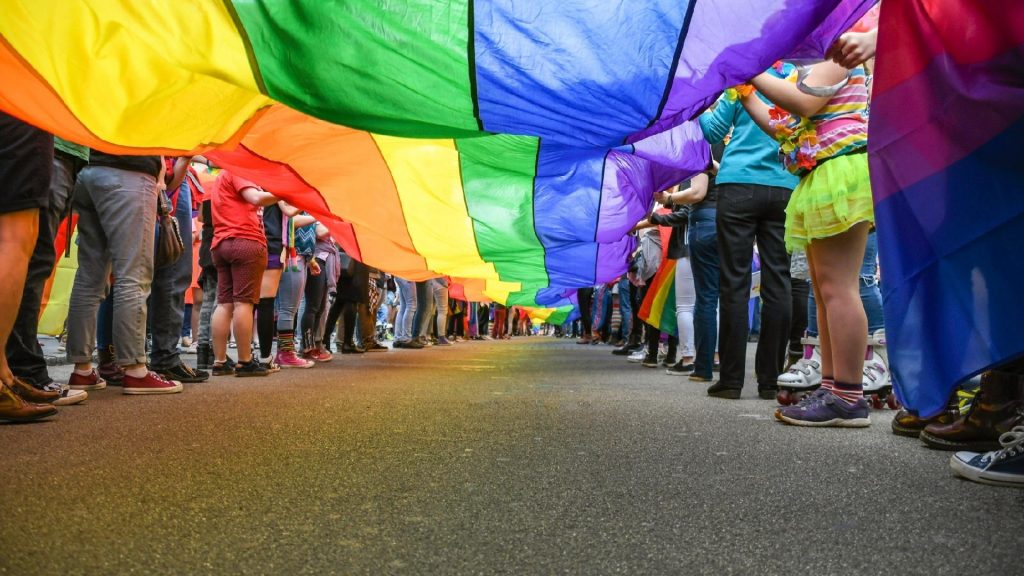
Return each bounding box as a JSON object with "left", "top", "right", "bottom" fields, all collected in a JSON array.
[
  {"left": 982, "top": 426, "right": 1024, "bottom": 470},
  {"left": 792, "top": 388, "right": 829, "bottom": 409}
]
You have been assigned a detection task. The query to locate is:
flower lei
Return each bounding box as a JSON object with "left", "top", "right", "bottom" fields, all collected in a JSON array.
[
  {"left": 770, "top": 106, "right": 821, "bottom": 172},
  {"left": 724, "top": 83, "right": 755, "bottom": 102}
]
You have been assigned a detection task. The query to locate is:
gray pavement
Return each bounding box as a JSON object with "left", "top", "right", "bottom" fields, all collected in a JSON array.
[{"left": 1, "top": 337, "right": 1021, "bottom": 575}]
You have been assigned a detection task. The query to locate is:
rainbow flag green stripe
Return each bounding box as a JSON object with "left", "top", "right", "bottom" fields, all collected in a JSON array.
[
  {"left": 231, "top": 1, "right": 480, "bottom": 137},
  {"left": 458, "top": 135, "right": 547, "bottom": 308}
]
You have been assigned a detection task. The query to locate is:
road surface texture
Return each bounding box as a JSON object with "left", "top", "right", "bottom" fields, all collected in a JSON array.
[{"left": 2, "top": 337, "right": 1020, "bottom": 575}]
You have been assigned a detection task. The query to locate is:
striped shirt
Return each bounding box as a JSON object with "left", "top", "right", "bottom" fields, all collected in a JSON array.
[{"left": 776, "top": 67, "right": 870, "bottom": 175}]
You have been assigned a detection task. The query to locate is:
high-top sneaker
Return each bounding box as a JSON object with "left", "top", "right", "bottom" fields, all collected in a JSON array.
[
  {"left": 921, "top": 370, "right": 1023, "bottom": 451},
  {"left": 97, "top": 344, "right": 125, "bottom": 385}
]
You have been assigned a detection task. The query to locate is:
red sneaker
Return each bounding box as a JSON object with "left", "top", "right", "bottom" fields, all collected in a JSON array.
[
  {"left": 276, "top": 350, "right": 314, "bottom": 369},
  {"left": 122, "top": 371, "right": 183, "bottom": 395},
  {"left": 68, "top": 369, "right": 106, "bottom": 391},
  {"left": 315, "top": 346, "right": 334, "bottom": 362}
]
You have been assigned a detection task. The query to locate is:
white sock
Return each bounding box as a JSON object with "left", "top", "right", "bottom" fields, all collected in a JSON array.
[{"left": 124, "top": 366, "right": 148, "bottom": 378}]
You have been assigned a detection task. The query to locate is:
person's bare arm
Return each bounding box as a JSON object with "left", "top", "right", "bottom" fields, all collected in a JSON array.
[
  {"left": 240, "top": 186, "right": 279, "bottom": 207},
  {"left": 292, "top": 214, "right": 316, "bottom": 228},
  {"left": 749, "top": 61, "right": 847, "bottom": 117},
  {"left": 166, "top": 157, "right": 192, "bottom": 193},
  {"left": 278, "top": 200, "right": 301, "bottom": 217},
  {"left": 314, "top": 223, "right": 330, "bottom": 239},
  {"left": 662, "top": 173, "right": 709, "bottom": 205},
  {"left": 739, "top": 92, "right": 775, "bottom": 137}
]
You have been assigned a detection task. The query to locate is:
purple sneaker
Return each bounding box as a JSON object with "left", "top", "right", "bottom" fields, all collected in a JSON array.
[{"left": 775, "top": 390, "right": 871, "bottom": 428}]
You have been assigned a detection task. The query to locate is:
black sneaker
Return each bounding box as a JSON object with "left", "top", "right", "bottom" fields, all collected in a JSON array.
[
  {"left": 757, "top": 384, "right": 779, "bottom": 400},
  {"left": 666, "top": 361, "right": 695, "bottom": 376},
  {"left": 363, "top": 342, "right": 388, "bottom": 352},
  {"left": 641, "top": 354, "right": 659, "bottom": 368},
  {"left": 234, "top": 359, "right": 269, "bottom": 377},
  {"left": 661, "top": 356, "right": 677, "bottom": 367},
  {"left": 394, "top": 340, "right": 424, "bottom": 349},
  {"left": 611, "top": 345, "right": 632, "bottom": 356},
  {"left": 156, "top": 362, "right": 210, "bottom": 383},
  {"left": 707, "top": 380, "right": 742, "bottom": 399},
  {"left": 211, "top": 361, "right": 235, "bottom": 377}
]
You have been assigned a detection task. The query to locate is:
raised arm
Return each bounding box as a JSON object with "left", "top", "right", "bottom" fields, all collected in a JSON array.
[
  {"left": 749, "top": 61, "right": 848, "bottom": 117},
  {"left": 240, "top": 186, "right": 280, "bottom": 207}
]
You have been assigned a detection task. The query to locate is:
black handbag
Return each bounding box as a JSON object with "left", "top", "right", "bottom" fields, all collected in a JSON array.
[{"left": 154, "top": 191, "right": 184, "bottom": 268}]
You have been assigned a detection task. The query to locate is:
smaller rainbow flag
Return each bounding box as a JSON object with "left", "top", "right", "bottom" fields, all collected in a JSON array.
[{"left": 638, "top": 259, "right": 678, "bottom": 338}]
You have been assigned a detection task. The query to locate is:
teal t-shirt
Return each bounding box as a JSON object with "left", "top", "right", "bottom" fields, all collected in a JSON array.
[{"left": 699, "top": 94, "right": 798, "bottom": 190}]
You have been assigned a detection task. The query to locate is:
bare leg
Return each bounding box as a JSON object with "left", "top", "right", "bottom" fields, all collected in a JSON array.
[
  {"left": 232, "top": 303, "right": 256, "bottom": 363},
  {"left": 212, "top": 302, "right": 235, "bottom": 363},
  {"left": 0, "top": 210, "right": 39, "bottom": 385},
  {"left": 806, "top": 223, "right": 870, "bottom": 384}
]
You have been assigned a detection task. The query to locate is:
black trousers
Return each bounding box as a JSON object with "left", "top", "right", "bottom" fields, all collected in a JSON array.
[
  {"left": 716, "top": 183, "right": 793, "bottom": 389},
  {"left": 577, "top": 287, "right": 593, "bottom": 336},
  {"left": 789, "top": 277, "right": 810, "bottom": 356}
]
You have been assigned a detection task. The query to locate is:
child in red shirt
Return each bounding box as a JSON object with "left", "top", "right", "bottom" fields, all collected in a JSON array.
[{"left": 210, "top": 171, "right": 280, "bottom": 377}]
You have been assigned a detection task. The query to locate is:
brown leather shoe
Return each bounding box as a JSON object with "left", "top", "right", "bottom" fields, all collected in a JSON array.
[
  {"left": 0, "top": 382, "right": 58, "bottom": 423},
  {"left": 892, "top": 408, "right": 956, "bottom": 437},
  {"left": 920, "top": 371, "right": 1023, "bottom": 451},
  {"left": 9, "top": 377, "right": 60, "bottom": 404}
]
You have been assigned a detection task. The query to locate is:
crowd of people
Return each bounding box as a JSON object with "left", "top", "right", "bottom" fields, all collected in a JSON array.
[
  {"left": 0, "top": 136, "right": 546, "bottom": 407},
  {"left": 551, "top": 27, "right": 1022, "bottom": 488},
  {"left": 1, "top": 23, "right": 1020, "bottom": 489}
]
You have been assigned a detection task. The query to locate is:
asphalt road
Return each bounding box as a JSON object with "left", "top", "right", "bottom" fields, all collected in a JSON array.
[{"left": 2, "top": 337, "right": 1021, "bottom": 575}]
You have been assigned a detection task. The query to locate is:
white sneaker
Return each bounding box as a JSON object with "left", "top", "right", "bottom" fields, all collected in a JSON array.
[
  {"left": 627, "top": 350, "right": 646, "bottom": 363},
  {"left": 43, "top": 382, "right": 87, "bottom": 406}
]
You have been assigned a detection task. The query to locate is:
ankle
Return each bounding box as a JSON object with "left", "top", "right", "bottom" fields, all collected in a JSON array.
[{"left": 124, "top": 366, "right": 148, "bottom": 378}]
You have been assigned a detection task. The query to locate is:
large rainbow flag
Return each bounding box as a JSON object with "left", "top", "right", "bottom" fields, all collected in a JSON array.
[
  {"left": 870, "top": 0, "right": 1024, "bottom": 416},
  {"left": 0, "top": 1, "right": 872, "bottom": 319}
]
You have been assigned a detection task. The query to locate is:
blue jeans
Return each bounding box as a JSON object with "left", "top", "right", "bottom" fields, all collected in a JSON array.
[
  {"left": 149, "top": 179, "right": 193, "bottom": 369},
  {"left": 688, "top": 208, "right": 720, "bottom": 379},
  {"left": 807, "top": 231, "right": 884, "bottom": 336},
  {"left": 616, "top": 275, "right": 632, "bottom": 341},
  {"left": 394, "top": 278, "right": 417, "bottom": 342},
  {"left": 412, "top": 280, "right": 434, "bottom": 338}
]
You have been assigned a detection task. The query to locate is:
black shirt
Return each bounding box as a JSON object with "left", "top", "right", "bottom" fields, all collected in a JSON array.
[
  {"left": 88, "top": 150, "right": 162, "bottom": 178},
  {"left": 199, "top": 199, "right": 214, "bottom": 269},
  {"left": 693, "top": 141, "right": 725, "bottom": 211},
  {"left": 263, "top": 204, "right": 284, "bottom": 252}
]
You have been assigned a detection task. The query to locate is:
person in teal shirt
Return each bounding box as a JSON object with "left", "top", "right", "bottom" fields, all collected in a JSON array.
[{"left": 697, "top": 64, "right": 798, "bottom": 401}]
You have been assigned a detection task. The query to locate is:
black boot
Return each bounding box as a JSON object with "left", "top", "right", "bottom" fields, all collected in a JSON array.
[{"left": 196, "top": 343, "right": 213, "bottom": 370}]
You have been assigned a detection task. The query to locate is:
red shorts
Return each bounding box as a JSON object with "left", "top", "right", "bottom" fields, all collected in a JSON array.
[{"left": 212, "top": 238, "right": 267, "bottom": 304}]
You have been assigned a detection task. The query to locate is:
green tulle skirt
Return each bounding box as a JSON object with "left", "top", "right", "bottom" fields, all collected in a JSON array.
[{"left": 785, "top": 151, "right": 874, "bottom": 252}]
